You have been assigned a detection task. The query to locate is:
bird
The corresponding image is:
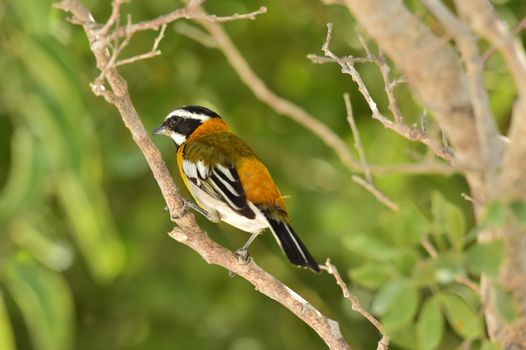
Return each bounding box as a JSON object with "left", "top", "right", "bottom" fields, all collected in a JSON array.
[{"left": 153, "top": 105, "right": 320, "bottom": 272}]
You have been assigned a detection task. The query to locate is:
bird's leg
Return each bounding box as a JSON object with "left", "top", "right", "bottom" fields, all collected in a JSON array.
[
  {"left": 177, "top": 199, "right": 221, "bottom": 223},
  {"left": 234, "top": 232, "right": 259, "bottom": 263},
  {"left": 167, "top": 196, "right": 221, "bottom": 223}
]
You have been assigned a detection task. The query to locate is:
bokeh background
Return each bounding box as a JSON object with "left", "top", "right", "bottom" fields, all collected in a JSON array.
[{"left": 1, "top": 0, "right": 524, "bottom": 349}]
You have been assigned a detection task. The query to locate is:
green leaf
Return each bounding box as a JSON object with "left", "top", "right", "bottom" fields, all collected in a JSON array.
[
  {"left": 343, "top": 233, "right": 401, "bottom": 262},
  {"left": 389, "top": 326, "right": 419, "bottom": 350},
  {"left": 510, "top": 200, "right": 526, "bottom": 227},
  {"left": 0, "top": 292, "right": 15, "bottom": 350},
  {"left": 465, "top": 241, "right": 504, "bottom": 277},
  {"left": 381, "top": 283, "right": 420, "bottom": 333},
  {"left": 371, "top": 281, "right": 406, "bottom": 315},
  {"left": 446, "top": 203, "right": 465, "bottom": 251},
  {"left": 417, "top": 296, "right": 443, "bottom": 350},
  {"left": 431, "top": 191, "right": 448, "bottom": 233},
  {"left": 382, "top": 204, "right": 430, "bottom": 247},
  {"left": 441, "top": 292, "right": 482, "bottom": 340},
  {"left": 447, "top": 283, "right": 480, "bottom": 311},
  {"left": 491, "top": 284, "right": 519, "bottom": 323},
  {"left": 412, "top": 258, "right": 437, "bottom": 286},
  {"left": 349, "top": 262, "right": 394, "bottom": 289},
  {"left": 430, "top": 192, "right": 465, "bottom": 249},
  {"left": 3, "top": 254, "right": 74, "bottom": 350},
  {"left": 482, "top": 201, "right": 507, "bottom": 229},
  {"left": 434, "top": 255, "right": 464, "bottom": 284}
]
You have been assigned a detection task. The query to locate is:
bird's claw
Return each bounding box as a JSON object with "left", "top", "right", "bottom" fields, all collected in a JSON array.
[
  {"left": 234, "top": 248, "right": 251, "bottom": 264},
  {"left": 170, "top": 199, "right": 189, "bottom": 221}
]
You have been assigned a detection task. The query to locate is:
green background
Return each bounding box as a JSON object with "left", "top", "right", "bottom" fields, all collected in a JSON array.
[{"left": 0, "top": 0, "right": 524, "bottom": 349}]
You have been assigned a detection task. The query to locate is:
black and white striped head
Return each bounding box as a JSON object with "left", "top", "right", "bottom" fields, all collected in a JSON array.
[{"left": 152, "top": 105, "right": 221, "bottom": 146}]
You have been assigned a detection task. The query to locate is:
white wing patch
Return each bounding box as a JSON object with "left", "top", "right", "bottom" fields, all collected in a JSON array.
[
  {"left": 182, "top": 159, "right": 199, "bottom": 180},
  {"left": 215, "top": 164, "right": 236, "bottom": 182},
  {"left": 196, "top": 160, "right": 209, "bottom": 178}
]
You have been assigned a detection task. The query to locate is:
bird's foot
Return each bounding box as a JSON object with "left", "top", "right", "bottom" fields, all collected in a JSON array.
[
  {"left": 234, "top": 248, "right": 252, "bottom": 264},
  {"left": 170, "top": 199, "right": 189, "bottom": 221},
  {"left": 169, "top": 199, "right": 221, "bottom": 223}
]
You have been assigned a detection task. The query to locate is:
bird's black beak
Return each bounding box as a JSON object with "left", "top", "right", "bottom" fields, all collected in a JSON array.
[{"left": 152, "top": 125, "right": 169, "bottom": 136}]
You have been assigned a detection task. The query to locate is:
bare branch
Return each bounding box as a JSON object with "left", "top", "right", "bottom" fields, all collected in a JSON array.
[
  {"left": 313, "top": 23, "right": 455, "bottom": 164},
  {"left": 321, "top": 259, "right": 389, "bottom": 350}
]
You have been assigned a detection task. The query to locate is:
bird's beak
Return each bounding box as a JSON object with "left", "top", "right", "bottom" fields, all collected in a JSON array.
[{"left": 152, "top": 125, "right": 169, "bottom": 136}]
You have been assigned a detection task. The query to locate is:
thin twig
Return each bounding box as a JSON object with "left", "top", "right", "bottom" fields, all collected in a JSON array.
[
  {"left": 456, "top": 276, "right": 480, "bottom": 294},
  {"left": 377, "top": 50, "right": 405, "bottom": 124},
  {"left": 352, "top": 176, "right": 399, "bottom": 212},
  {"left": 421, "top": 238, "right": 438, "bottom": 258},
  {"left": 344, "top": 94, "right": 398, "bottom": 211},
  {"left": 107, "top": 4, "right": 267, "bottom": 42},
  {"left": 321, "top": 259, "right": 389, "bottom": 350},
  {"left": 116, "top": 24, "right": 167, "bottom": 66},
  {"left": 461, "top": 192, "right": 475, "bottom": 202},
  {"left": 482, "top": 16, "right": 526, "bottom": 62},
  {"left": 175, "top": 22, "right": 217, "bottom": 48},
  {"left": 421, "top": 238, "right": 480, "bottom": 294},
  {"left": 344, "top": 93, "right": 372, "bottom": 183},
  {"left": 96, "top": 0, "right": 130, "bottom": 35},
  {"left": 203, "top": 6, "right": 267, "bottom": 22}
]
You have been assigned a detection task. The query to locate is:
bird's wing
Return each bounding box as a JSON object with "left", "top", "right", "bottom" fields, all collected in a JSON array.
[{"left": 181, "top": 158, "right": 256, "bottom": 219}]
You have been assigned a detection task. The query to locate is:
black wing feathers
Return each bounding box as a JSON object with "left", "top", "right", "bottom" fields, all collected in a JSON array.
[{"left": 185, "top": 160, "right": 255, "bottom": 219}]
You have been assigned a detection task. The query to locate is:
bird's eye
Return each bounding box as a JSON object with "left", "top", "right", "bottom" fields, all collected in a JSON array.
[{"left": 167, "top": 116, "right": 181, "bottom": 129}]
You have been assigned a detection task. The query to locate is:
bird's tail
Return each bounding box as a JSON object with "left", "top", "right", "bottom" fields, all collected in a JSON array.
[{"left": 262, "top": 209, "right": 320, "bottom": 273}]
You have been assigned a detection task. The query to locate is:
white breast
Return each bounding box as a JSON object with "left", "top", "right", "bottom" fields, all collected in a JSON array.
[{"left": 188, "top": 181, "right": 269, "bottom": 234}]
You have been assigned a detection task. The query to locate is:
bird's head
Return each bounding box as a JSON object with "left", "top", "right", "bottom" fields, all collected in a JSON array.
[{"left": 152, "top": 105, "right": 222, "bottom": 146}]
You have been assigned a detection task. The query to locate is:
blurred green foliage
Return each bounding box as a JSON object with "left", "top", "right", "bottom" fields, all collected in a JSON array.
[{"left": 0, "top": 0, "right": 525, "bottom": 349}]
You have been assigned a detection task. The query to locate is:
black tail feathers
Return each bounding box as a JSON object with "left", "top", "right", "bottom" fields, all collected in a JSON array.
[{"left": 263, "top": 212, "right": 320, "bottom": 273}]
